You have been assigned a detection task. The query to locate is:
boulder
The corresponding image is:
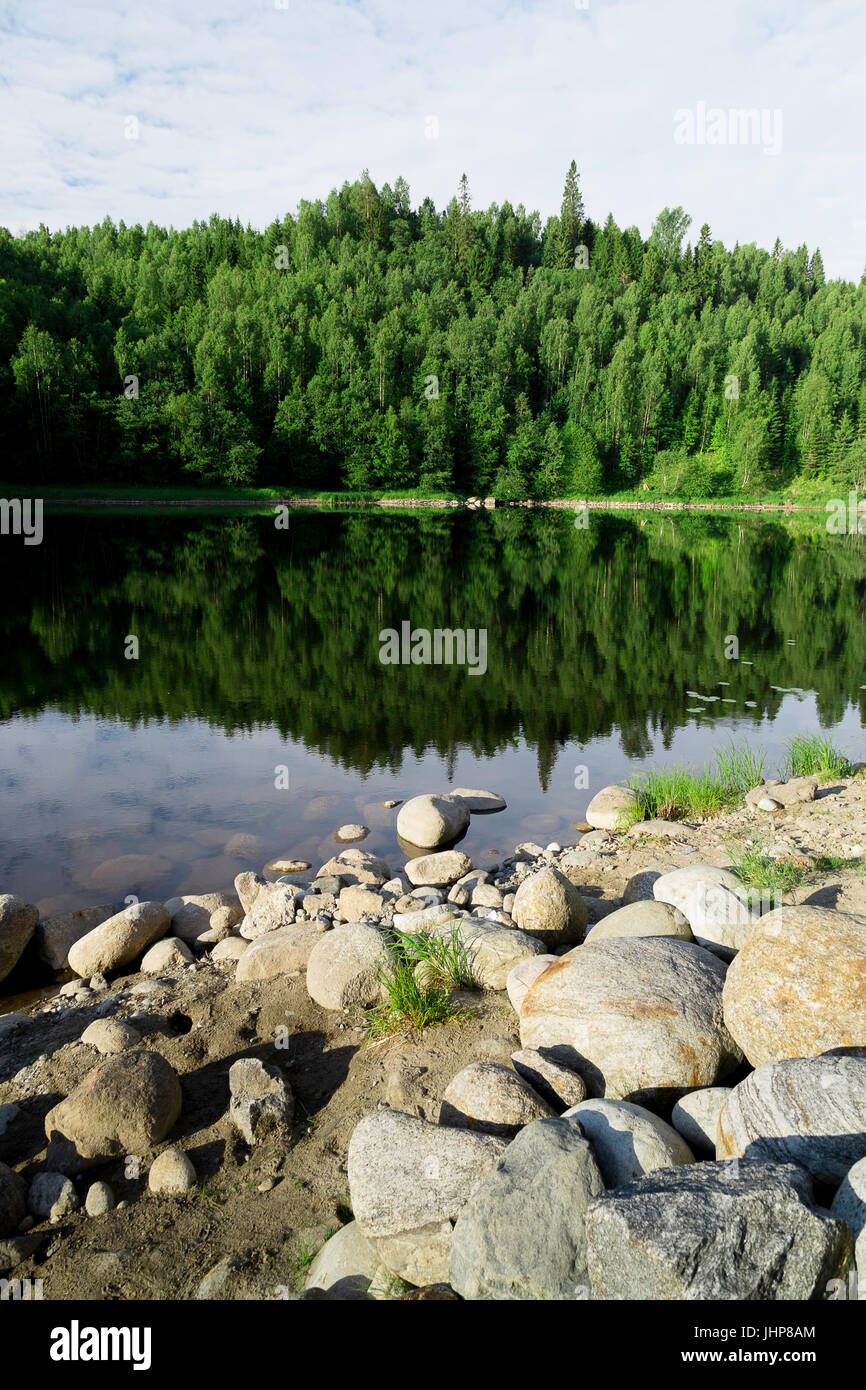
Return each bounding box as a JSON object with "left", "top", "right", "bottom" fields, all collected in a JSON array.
[
  {"left": 36, "top": 905, "right": 116, "bottom": 972},
  {"left": 44, "top": 1051, "right": 182, "bottom": 1172},
  {"left": 235, "top": 922, "right": 327, "bottom": 981},
  {"left": 652, "top": 864, "right": 757, "bottom": 950},
  {"left": 306, "top": 925, "right": 392, "bottom": 1010},
  {"left": 80, "top": 1019, "right": 141, "bottom": 1055},
  {"left": 348, "top": 1110, "right": 506, "bottom": 1242},
  {"left": 585, "top": 900, "right": 692, "bottom": 942},
  {"left": 505, "top": 955, "right": 558, "bottom": 1013},
  {"left": 375, "top": 1223, "right": 454, "bottom": 1286},
  {"left": 439, "top": 1062, "right": 555, "bottom": 1137},
  {"left": 396, "top": 795, "right": 470, "bottom": 850},
  {"left": 448, "top": 788, "right": 506, "bottom": 813},
  {"left": 234, "top": 871, "right": 268, "bottom": 915},
  {"left": 317, "top": 849, "right": 391, "bottom": 887},
  {"left": 28, "top": 1172, "right": 79, "bottom": 1221},
  {"left": 621, "top": 868, "right": 673, "bottom": 905},
  {"left": 0, "top": 1161, "right": 26, "bottom": 1236},
  {"left": 405, "top": 852, "right": 473, "bottom": 888},
  {"left": 0, "top": 895, "right": 39, "bottom": 984},
  {"left": 722, "top": 905, "right": 866, "bottom": 1065},
  {"left": 830, "top": 1158, "right": 866, "bottom": 1300},
  {"left": 429, "top": 916, "right": 547, "bottom": 991},
  {"left": 304, "top": 1220, "right": 388, "bottom": 1300},
  {"left": 67, "top": 901, "right": 170, "bottom": 977},
  {"left": 586, "top": 1160, "right": 852, "bottom": 1300},
  {"left": 85, "top": 1181, "right": 115, "bottom": 1216},
  {"left": 671, "top": 1088, "right": 731, "bottom": 1153},
  {"left": 519, "top": 936, "right": 742, "bottom": 1103},
  {"left": 716, "top": 1052, "right": 866, "bottom": 1184},
  {"left": 165, "top": 892, "right": 243, "bottom": 944},
  {"left": 228, "top": 1058, "right": 294, "bottom": 1145},
  {"left": 239, "top": 883, "right": 297, "bottom": 940},
  {"left": 449, "top": 1116, "right": 604, "bottom": 1300},
  {"left": 512, "top": 868, "right": 587, "bottom": 948},
  {"left": 140, "top": 937, "right": 195, "bottom": 974},
  {"left": 562, "top": 1099, "right": 695, "bottom": 1186},
  {"left": 148, "top": 1146, "right": 196, "bottom": 1195},
  {"left": 210, "top": 937, "right": 249, "bottom": 964},
  {"left": 335, "top": 825, "right": 370, "bottom": 842},
  {"left": 338, "top": 886, "right": 385, "bottom": 920},
  {"left": 771, "top": 775, "right": 819, "bottom": 806},
  {"left": 584, "top": 786, "right": 639, "bottom": 831},
  {"left": 510, "top": 1049, "right": 587, "bottom": 1110}
]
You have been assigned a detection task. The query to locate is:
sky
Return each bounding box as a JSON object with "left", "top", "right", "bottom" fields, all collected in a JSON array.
[{"left": 1, "top": 0, "right": 864, "bottom": 280}]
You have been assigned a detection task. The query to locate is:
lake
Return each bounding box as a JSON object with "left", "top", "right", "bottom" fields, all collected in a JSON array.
[{"left": 2, "top": 504, "right": 865, "bottom": 993}]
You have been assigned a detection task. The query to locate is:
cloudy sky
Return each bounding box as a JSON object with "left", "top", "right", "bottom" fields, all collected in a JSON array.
[{"left": 1, "top": 0, "right": 864, "bottom": 280}]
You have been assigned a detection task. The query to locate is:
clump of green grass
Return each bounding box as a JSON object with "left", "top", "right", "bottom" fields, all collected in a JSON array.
[
  {"left": 727, "top": 841, "right": 807, "bottom": 895},
  {"left": 287, "top": 1241, "right": 318, "bottom": 1293},
  {"left": 364, "top": 924, "right": 476, "bottom": 1040},
  {"left": 395, "top": 920, "right": 474, "bottom": 989},
  {"left": 781, "top": 734, "right": 851, "bottom": 783},
  {"left": 621, "top": 741, "right": 766, "bottom": 825}
]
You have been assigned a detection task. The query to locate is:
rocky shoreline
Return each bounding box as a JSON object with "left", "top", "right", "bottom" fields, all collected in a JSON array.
[{"left": 1, "top": 779, "right": 865, "bottom": 1301}]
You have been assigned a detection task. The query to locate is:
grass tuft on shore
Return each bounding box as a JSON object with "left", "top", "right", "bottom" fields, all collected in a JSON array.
[
  {"left": 781, "top": 734, "right": 851, "bottom": 783},
  {"left": 621, "top": 741, "right": 766, "bottom": 824},
  {"left": 726, "top": 840, "right": 808, "bottom": 895}
]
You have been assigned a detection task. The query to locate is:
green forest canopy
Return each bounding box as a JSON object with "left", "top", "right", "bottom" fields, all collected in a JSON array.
[{"left": 2, "top": 165, "right": 865, "bottom": 498}]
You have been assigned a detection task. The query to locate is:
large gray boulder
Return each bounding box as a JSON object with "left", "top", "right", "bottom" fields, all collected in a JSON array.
[
  {"left": 439, "top": 1062, "right": 555, "bottom": 1137},
  {"left": 512, "top": 867, "right": 588, "bottom": 948},
  {"left": 505, "top": 955, "right": 558, "bottom": 1013},
  {"left": 586, "top": 1160, "right": 852, "bottom": 1300},
  {"left": 584, "top": 785, "right": 639, "bottom": 830},
  {"left": 36, "top": 904, "right": 116, "bottom": 971},
  {"left": 562, "top": 1099, "right": 695, "bottom": 1186},
  {"left": 304, "top": 1221, "right": 389, "bottom": 1300},
  {"left": 165, "top": 892, "right": 243, "bottom": 944},
  {"left": 0, "top": 895, "right": 39, "bottom": 984},
  {"left": 652, "top": 865, "right": 757, "bottom": 951},
  {"left": 519, "top": 937, "right": 742, "bottom": 1103},
  {"left": 716, "top": 1052, "right": 866, "bottom": 1184},
  {"left": 830, "top": 1158, "right": 866, "bottom": 1300},
  {"left": 67, "top": 901, "right": 170, "bottom": 977},
  {"left": 235, "top": 922, "right": 328, "bottom": 981},
  {"left": 585, "top": 900, "right": 692, "bottom": 942},
  {"left": 722, "top": 905, "right": 866, "bottom": 1066},
  {"left": 306, "top": 925, "right": 392, "bottom": 1009},
  {"left": 449, "top": 1116, "right": 604, "bottom": 1299},
  {"left": 44, "top": 1051, "right": 182, "bottom": 1172},
  {"left": 429, "top": 916, "right": 546, "bottom": 991},
  {"left": 396, "top": 795, "right": 470, "bottom": 850}
]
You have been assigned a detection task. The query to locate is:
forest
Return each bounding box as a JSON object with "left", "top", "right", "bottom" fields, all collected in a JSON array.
[{"left": 2, "top": 165, "right": 865, "bottom": 498}]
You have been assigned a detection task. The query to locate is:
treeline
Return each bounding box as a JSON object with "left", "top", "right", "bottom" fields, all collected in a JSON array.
[{"left": 2, "top": 166, "right": 865, "bottom": 496}]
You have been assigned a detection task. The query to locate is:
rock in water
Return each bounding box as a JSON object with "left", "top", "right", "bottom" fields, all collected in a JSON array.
[
  {"left": 586, "top": 1160, "right": 853, "bottom": 1300},
  {"left": 448, "top": 788, "right": 506, "bottom": 813},
  {"left": 396, "top": 795, "right": 470, "bottom": 849},
  {"left": 562, "top": 1099, "right": 695, "bottom": 1186},
  {"left": 512, "top": 867, "right": 587, "bottom": 948},
  {"left": 584, "top": 786, "right": 639, "bottom": 831},
  {"left": 449, "top": 1116, "right": 604, "bottom": 1300},
  {"left": 439, "top": 1062, "right": 555, "bottom": 1136},
  {"left": 0, "top": 895, "right": 39, "bottom": 984},
  {"left": 67, "top": 900, "right": 170, "bottom": 977},
  {"left": 229, "top": 1058, "right": 294, "bottom": 1145},
  {"left": 716, "top": 1052, "right": 866, "bottom": 1184},
  {"left": 722, "top": 905, "right": 866, "bottom": 1065},
  {"left": 306, "top": 925, "right": 392, "bottom": 1009},
  {"left": 44, "top": 1051, "right": 182, "bottom": 1172},
  {"left": 519, "top": 936, "right": 741, "bottom": 1103}
]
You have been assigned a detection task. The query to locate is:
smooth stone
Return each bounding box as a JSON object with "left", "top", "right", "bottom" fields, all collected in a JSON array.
[
  {"left": 306, "top": 925, "right": 392, "bottom": 1010},
  {"left": 586, "top": 1160, "right": 853, "bottom": 1300},
  {"left": 439, "top": 1062, "right": 555, "bottom": 1137},
  {"left": 229, "top": 1058, "right": 294, "bottom": 1145},
  {"left": 652, "top": 864, "right": 757, "bottom": 950},
  {"left": 141, "top": 937, "right": 195, "bottom": 974},
  {"left": 164, "top": 892, "right": 243, "bottom": 945},
  {"left": 68, "top": 901, "right": 170, "bottom": 977},
  {"left": 584, "top": 900, "right": 692, "bottom": 941},
  {"left": 0, "top": 895, "right": 40, "bottom": 984},
  {"left": 211, "top": 937, "right": 249, "bottom": 964},
  {"left": 335, "top": 825, "right": 370, "bottom": 842},
  {"left": 36, "top": 905, "right": 117, "bottom": 971},
  {"left": 265, "top": 859, "right": 312, "bottom": 874},
  {"left": 235, "top": 922, "right": 327, "bottom": 981},
  {"left": 405, "top": 851, "right": 473, "bottom": 888},
  {"left": 449, "top": 1116, "right": 604, "bottom": 1300},
  {"left": 505, "top": 954, "right": 558, "bottom": 1013},
  {"left": 338, "top": 886, "right": 385, "bottom": 920},
  {"left": 392, "top": 903, "right": 458, "bottom": 933},
  {"left": 716, "top": 1052, "right": 866, "bottom": 1184},
  {"left": 317, "top": 849, "right": 391, "bottom": 887},
  {"left": 84, "top": 1181, "right": 115, "bottom": 1216},
  {"left": 510, "top": 1049, "right": 587, "bottom": 1110},
  {"left": 448, "top": 788, "right": 507, "bottom": 813},
  {"left": 830, "top": 1158, "right": 866, "bottom": 1299},
  {"left": 429, "top": 917, "right": 546, "bottom": 991},
  {"left": 44, "top": 1051, "right": 182, "bottom": 1172},
  {"left": 304, "top": 1220, "right": 387, "bottom": 1300},
  {"left": 562, "top": 1099, "right": 695, "bottom": 1186},
  {"left": 148, "top": 1146, "right": 196, "bottom": 1195},
  {"left": 621, "top": 868, "right": 674, "bottom": 905},
  {"left": 80, "top": 1019, "right": 141, "bottom": 1055},
  {"left": 671, "top": 1088, "right": 732, "bottom": 1153},
  {"left": 396, "top": 795, "right": 470, "bottom": 850},
  {"left": 723, "top": 905, "right": 866, "bottom": 1066},
  {"left": 471, "top": 883, "right": 503, "bottom": 909},
  {"left": 347, "top": 1110, "right": 506, "bottom": 1240},
  {"left": 512, "top": 867, "right": 587, "bottom": 948},
  {"left": 584, "top": 785, "right": 639, "bottom": 831},
  {"left": 28, "top": 1171, "right": 80, "bottom": 1221},
  {"left": 519, "top": 937, "right": 742, "bottom": 1104}
]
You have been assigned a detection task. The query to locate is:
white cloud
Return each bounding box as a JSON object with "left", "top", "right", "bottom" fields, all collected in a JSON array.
[{"left": 0, "top": 0, "right": 863, "bottom": 279}]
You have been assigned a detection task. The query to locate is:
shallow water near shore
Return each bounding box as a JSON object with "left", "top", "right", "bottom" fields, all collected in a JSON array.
[{"left": 2, "top": 505, "right": 865, "bottom": 1002}]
